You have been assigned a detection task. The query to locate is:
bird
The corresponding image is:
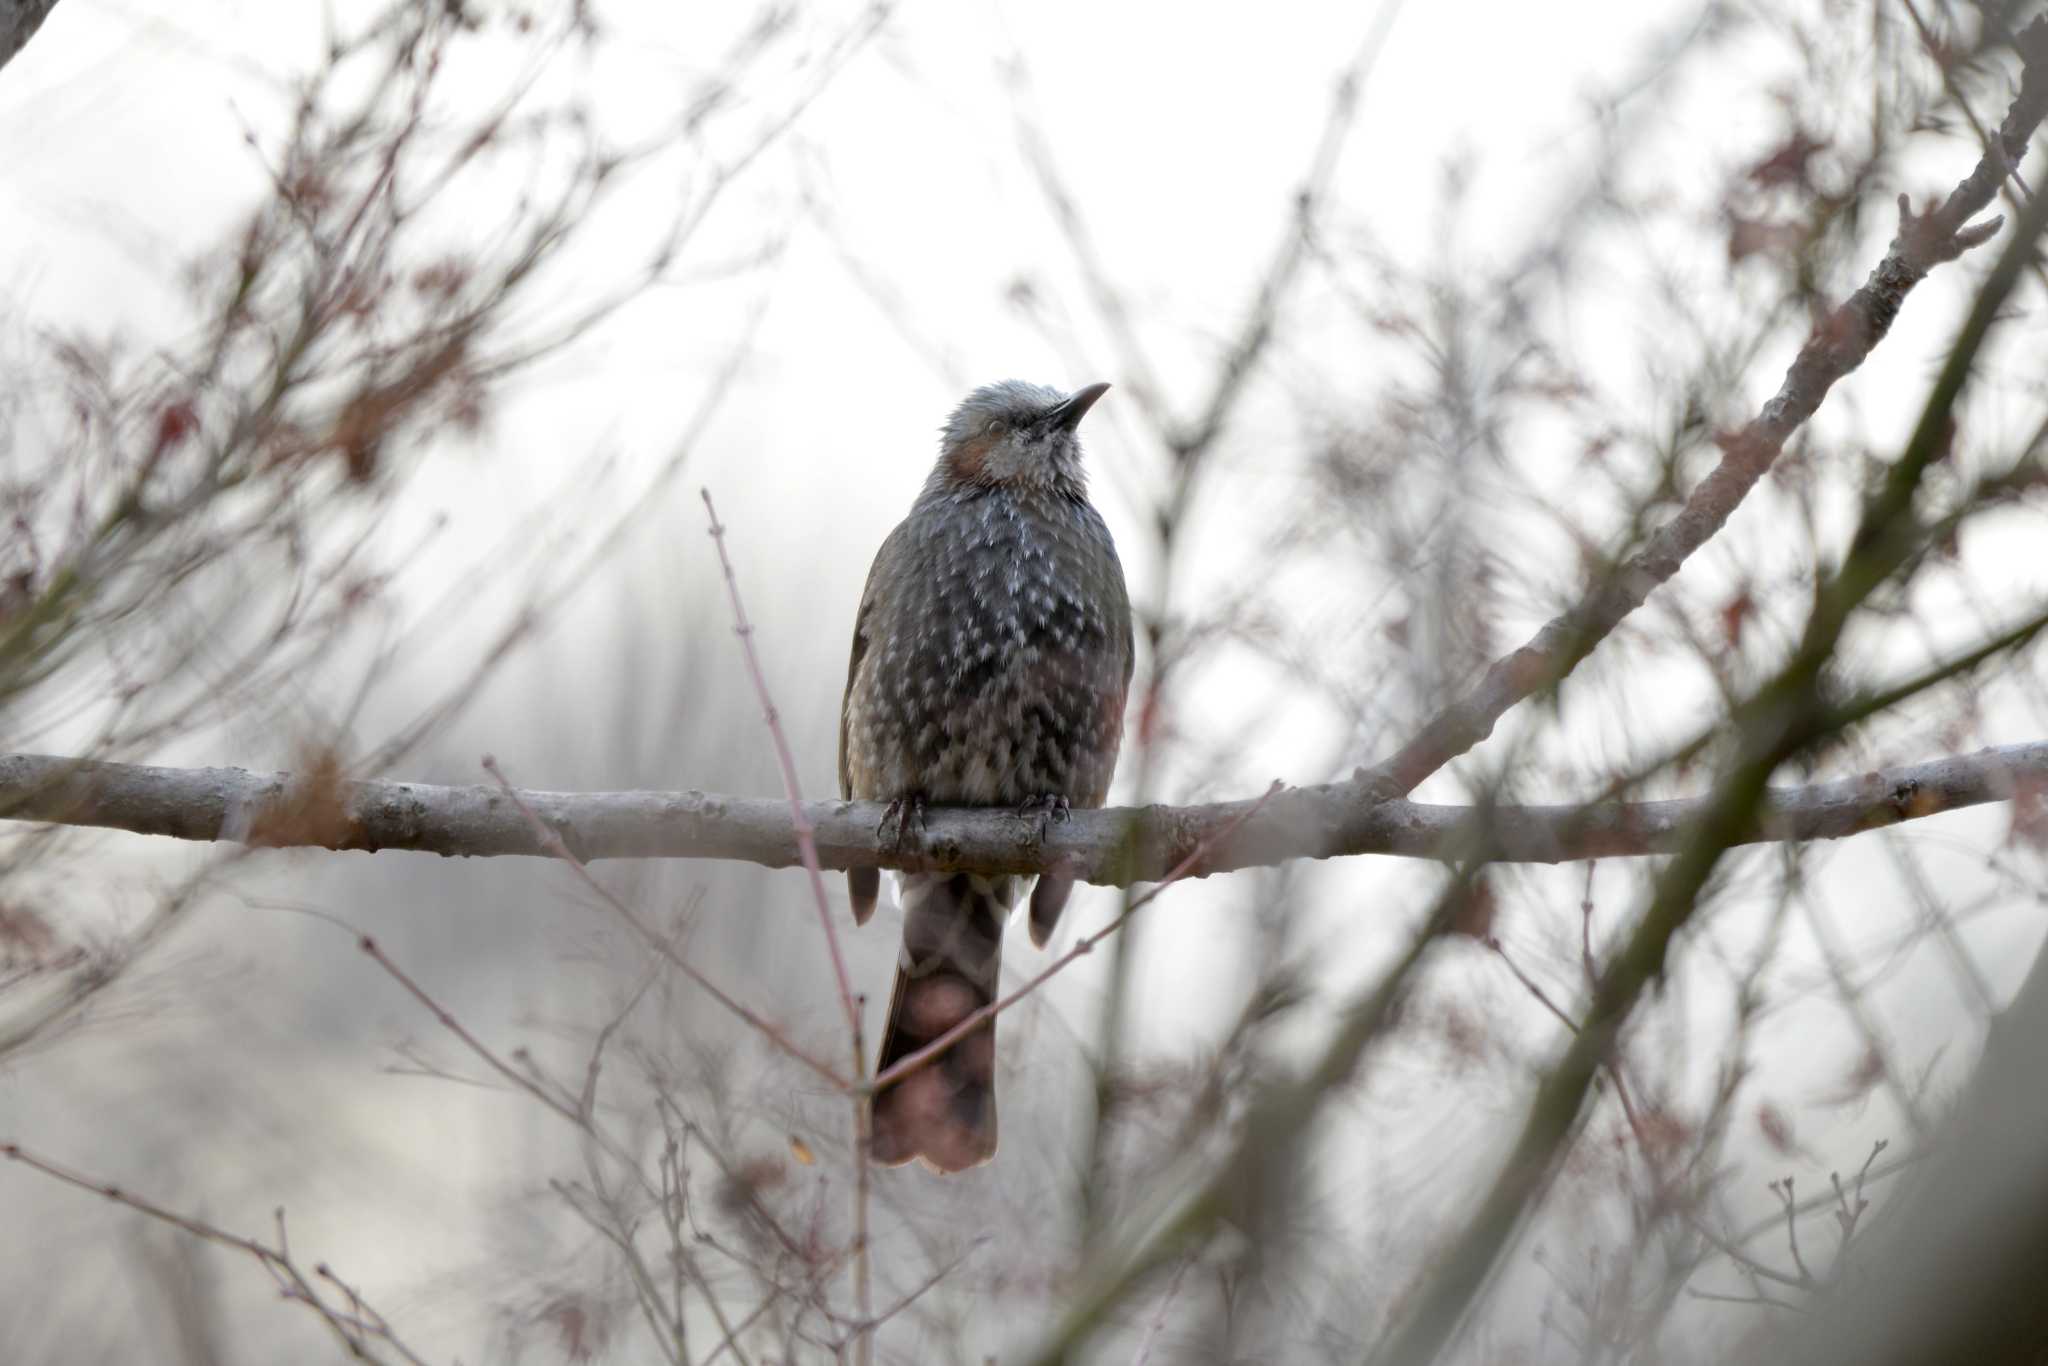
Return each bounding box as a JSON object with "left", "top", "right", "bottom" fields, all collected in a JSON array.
[{"left": 839, "top": 379, "right": 1133, "bottom": 1173}]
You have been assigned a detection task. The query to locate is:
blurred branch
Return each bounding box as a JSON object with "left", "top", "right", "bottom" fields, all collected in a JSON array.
[
  {"left": 0, "top": 0, "right": 62, "bottom": 76},
  {"left": 1013, "top": 1, "right": 1398, "bottom": 468},
  {"left": 0, "top": 857, "right": 214, "bottom": 1060},
  {"left": 1352, "top": 14, "right": 2048, "bottom": 803},
  {"left": 1014, "top": 4, "right": 1408, "bottom": 1234},
  {"left": 2, "top": 738, "right": 2044, "bottom": 877},
  {"left": 0, "top": 1142, "right": 429, "bottom": 1366},
  {"left": 1023, "top": 861, "right": 1481, "bottom": 1366},
  {"left": 1749, "top": 904, "right": 2048, "bottom": 1366}
]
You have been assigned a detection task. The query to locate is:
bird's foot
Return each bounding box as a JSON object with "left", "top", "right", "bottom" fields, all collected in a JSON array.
[
  {"left": 1016, "top": 793, "right": 1071, "bottom": 843},
  {"left": 878, "top": 793, "right": 929, "bottom": 854},
  {"left": 1017, "top": 793, "right": 1072, "bottom": 823}
]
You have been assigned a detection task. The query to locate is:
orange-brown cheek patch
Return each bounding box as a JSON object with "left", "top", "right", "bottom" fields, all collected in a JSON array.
[{"left": 944, "top": 435, "right": 993, "bottom": 483}]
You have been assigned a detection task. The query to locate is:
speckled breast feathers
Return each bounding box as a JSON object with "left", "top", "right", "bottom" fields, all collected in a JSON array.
[{"left": 838, "top": 380, "right": 1131, "bottom": 1172}]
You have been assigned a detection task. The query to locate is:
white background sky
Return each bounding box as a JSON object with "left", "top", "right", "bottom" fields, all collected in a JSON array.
[{"left": 3, "top": 2, "right": 2044, "bottom": 1361}]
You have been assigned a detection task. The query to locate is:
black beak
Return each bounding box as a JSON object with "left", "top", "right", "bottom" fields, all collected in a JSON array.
[{"left": 1045, "top": 381, "right": 1111, "bottom": 432}]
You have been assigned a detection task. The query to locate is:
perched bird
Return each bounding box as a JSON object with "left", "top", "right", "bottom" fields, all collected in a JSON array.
[{"left": 839, "top": 380, "right": 1133, "bottom": 1172}]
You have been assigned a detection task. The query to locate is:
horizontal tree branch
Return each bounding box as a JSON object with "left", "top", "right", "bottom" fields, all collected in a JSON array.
[{"left": 1, "top": 743, "right": 2041, "bottom": 883}]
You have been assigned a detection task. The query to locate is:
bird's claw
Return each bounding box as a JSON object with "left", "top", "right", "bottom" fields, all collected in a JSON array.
[
  {"left": 1017, "top": 793, "right": 1071, "bottom": 840},
  {"left": 878, "top": 793, "right": 929, "bottom": 853},
  {"left": 1041, "top": 794, "right": 1073, "bottom": 823}
]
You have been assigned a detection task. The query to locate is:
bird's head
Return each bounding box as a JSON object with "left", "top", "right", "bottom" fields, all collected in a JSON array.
[{"left": 934, "top": 380, "right": 1110, "bottom": 494}]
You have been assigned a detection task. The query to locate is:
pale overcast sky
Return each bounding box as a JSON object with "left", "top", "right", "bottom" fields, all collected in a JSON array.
[{"left": 3, "top": 3, "right": 2042, "bottom": 1361}]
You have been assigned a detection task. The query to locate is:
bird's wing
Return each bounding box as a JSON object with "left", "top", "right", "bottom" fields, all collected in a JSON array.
[
  {"left": 838, "top": 528, "right": 895, "bottom": 800},
  {"left": 1118, "top": 576, "right": 1136, "bottom": 694}
]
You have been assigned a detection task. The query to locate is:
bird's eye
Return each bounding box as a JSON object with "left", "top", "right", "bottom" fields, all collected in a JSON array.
[{"left": 982, "top": 419, "right": 1004, "bottom": 437}]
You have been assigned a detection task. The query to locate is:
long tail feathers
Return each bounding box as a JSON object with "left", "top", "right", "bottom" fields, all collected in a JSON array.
[
  {"left": 870, "top": 872, "right": 1018, "bottom": 1172},
  {"left": 847, "top": 867, "right": 879, "bottom": 925}
]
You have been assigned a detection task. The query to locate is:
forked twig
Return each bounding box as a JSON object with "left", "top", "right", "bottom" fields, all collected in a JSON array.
[
  {"left": 0, "top": 1142, "right": 430, "bottom": 1366},
  {"left": 360, "top": 931, "right": 580, "bottom": 1122},
  {"left": 1131, "top": 1252, "right": 1196, "bottom": 1366},
  {"left": 699, "top": 488, "right": 873, "bottom": 1366},
  {"left": 1770, "top": 1177, "right": 1815, "bottom": 1285},
  {"left": 483, "top": 755, "right": 850, "bottom": 1090}
]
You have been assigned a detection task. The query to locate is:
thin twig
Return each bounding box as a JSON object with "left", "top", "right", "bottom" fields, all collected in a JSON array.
[
  {"left": 1491, "top": 933, "right": 1816, "bottom": 1294},
  {"left": 551, "top": 1176, "right": 690, "bottom": 1366},
  {"left": 1687, "top": 1285, "right": 1802, "bottom": 1312},
  {"left": 699, "top": 488, "right": 873, "bottom": 1366},
  {"left": 704, "top": 1287, "right": 782, "bottom": 1366},
  {"left": 1831, "top": 1138, "right": 1888, "bottom": 1248},
  {"left": 1772, "top": 1178, "right": 1815, "bottom": 1285},
  {"left": 841, "top": 1239, "right": 984, "bottom": 1346},
  {"left": 1488, "top": 937, "right": 1582, "bottom": 1036},
  {"left": 0, "top": 1142, "right": 431, "bottom": 1366},
  {"left": 350, "top": 923, "right": 683, "bottom": 1230},
  {"left": 361, "top": 932, "right": 582, "bottom": 1124},
  {"left": 699, "top": 489, "right": 862, "bottom": 1042},
  {"left": 1131, "top": 1252, "right": 1196, "bottom": 1366},
  {"left": 482, "top": 755, "right": 850, "bottom": 1091},
  {"left": 1023, "top": 862, "right": 1482, "bottom": 1366},
  {"left": 1680, "top": 1147, "right": 1915, "bottom": 1282}
]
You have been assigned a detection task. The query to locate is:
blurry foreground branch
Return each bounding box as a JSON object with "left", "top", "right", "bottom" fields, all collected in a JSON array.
[
  {"left": 2, "top": 742, "right": 2043, "bottom": 881},
  {"left": 0, "top": 0, "right": 63, "bottom": 76}
]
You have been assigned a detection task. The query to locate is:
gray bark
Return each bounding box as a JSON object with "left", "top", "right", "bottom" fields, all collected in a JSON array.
[{"left": 1, "top": 742, "right": 2041, "bottom": 883}]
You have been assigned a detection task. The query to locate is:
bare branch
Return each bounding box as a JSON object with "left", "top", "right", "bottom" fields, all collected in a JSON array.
[{"left": 3, "top": 740, "right": 2044, "bottom": 879}]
